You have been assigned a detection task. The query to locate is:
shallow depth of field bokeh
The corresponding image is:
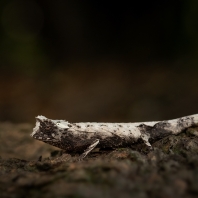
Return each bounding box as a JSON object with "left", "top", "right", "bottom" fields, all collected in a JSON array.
[{"left": 1, "top": 1, "right": 198, "bottom": 123}]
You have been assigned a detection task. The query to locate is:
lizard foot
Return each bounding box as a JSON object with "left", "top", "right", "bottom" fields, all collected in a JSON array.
[{"left": 79, "top": 139, "right": 99, "bottom": 160}]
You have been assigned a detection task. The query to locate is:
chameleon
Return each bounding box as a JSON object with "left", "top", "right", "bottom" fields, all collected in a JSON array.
[{"left": 30, "top": 114, "right": 198, "bottom": 159}]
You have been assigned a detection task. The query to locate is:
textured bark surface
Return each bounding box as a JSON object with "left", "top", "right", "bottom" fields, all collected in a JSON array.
[{"left": 1, "top": 122, "right": 198, "bottom": 198}]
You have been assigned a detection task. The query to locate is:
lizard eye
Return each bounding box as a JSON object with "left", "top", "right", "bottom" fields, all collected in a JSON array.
[
  {"left": 56, "top": 122, "right": 69, "bottom": 128},
  {"left": 56, "top": 122, "right": 62, "bottom": 127}
]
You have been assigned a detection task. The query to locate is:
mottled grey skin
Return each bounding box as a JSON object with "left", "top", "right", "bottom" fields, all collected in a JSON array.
[{"left": 30, "top": 114, "right": 198, "bottom": 158}]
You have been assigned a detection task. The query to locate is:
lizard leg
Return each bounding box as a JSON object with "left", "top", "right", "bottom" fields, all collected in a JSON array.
[
  {"left": 137, "top": 124, "right": 153, "bottom": 150},
  {"left": 141, "top": 133, "right": 153, "bottom": 150},
  {"left": 79, "top": 139, "right": 99, "bottom": 160}
]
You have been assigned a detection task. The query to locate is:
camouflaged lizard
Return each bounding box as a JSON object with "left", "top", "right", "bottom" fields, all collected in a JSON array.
[{"left": 30, "top": 114, "right": 198, "bottom": 159}]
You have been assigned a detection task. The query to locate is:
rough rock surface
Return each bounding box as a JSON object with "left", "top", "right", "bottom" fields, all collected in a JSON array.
[{"left": 1, "top": 122, "right": 198, "bottom": 198}]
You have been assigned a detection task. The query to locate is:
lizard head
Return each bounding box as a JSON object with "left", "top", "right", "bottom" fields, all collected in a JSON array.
[{"left": 30, "top": 115, "right": 69, "bottom": 142}]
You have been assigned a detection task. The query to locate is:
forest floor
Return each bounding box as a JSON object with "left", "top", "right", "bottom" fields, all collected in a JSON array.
[{"left": 1, "top": 122, "right": 198, "bottom": 198}]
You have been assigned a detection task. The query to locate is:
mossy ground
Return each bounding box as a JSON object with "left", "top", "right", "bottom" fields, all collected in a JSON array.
[{"left": 1, "top": 123, "right": 198, "bottom": 198}]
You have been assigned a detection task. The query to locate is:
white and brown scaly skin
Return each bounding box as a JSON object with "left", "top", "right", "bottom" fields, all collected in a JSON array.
[{"left": 30, "top": 114, "right": 198, "bottom": 159}]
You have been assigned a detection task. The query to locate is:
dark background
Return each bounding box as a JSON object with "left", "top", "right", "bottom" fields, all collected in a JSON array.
[{"left": 1, "top": 0, "right": 198, "bottom": 123}]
